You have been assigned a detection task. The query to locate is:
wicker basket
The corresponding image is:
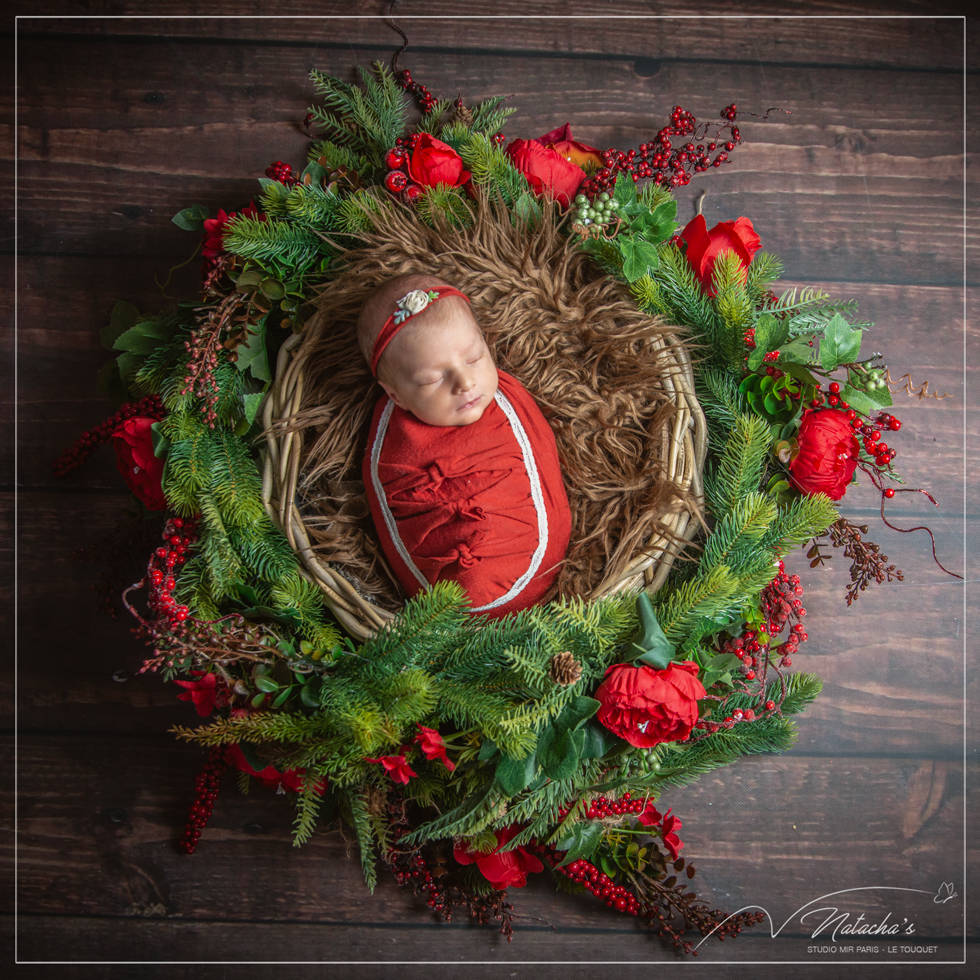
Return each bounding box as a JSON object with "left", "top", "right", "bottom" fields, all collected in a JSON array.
[{"left": 261, "top": 309, "right": 707, "bottom": 640}]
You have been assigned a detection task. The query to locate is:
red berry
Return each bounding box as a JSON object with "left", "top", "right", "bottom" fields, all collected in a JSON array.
[
  {"left": 884, "top": 488, "right": 895, "bottom": 498},
  {"left": 384, "top": 170, "right": 408, "bottom": 193},
  {"left": 829, "top": 382, "right": 841, "bottom": 394}
]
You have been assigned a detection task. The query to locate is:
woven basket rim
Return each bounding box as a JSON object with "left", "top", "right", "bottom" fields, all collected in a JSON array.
[{"left": 262, "top": 309, "right": 708, "bottom": 640}]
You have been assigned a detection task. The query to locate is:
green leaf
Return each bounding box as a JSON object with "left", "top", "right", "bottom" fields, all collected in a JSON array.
[
  {"left": 537, "top": 727, "right": 580, "bottom": 781},
  {"left": 300, "top": 680, "right": 322, "bottom": 708},
  {"left": 620, "top": 238, "right": 660, "bottom": 282},
  {"left": 495, "top": 751, "right": 538, "bottom": 796},
  {"left": 554, "top": 821, "right": 605, "bottom": 867},
  {"left": 235, "top": 318, "right": 272, "bottom": 383},
  {"left": 554, "top": 696, "right": 602, "bottom": 733},
  {"left": 613, "top": 174, "right": 638, "bottom": 208},
  {"left": 254, "top": 675, "right": 280, "bottom": 693},
  {"left": 112, "top": 317, "right": 173, "bottom": 356},
  {"left": 622, "top": 592, "right": 675, "bottom": 669},
  {"left": 578, "top": 719, "right": 618, "bottom": 759},
  {"left": 272, "top": 687, "right": 293, "bottom": 708},
  {"left": 478, "top": 738, "right": 499, "bottom": 762},
  {"left": 820, "top": 313, "right": 862, "bottom": 371},
  {"left": 150, "top": 421, "right": 170, "bottom": 459},
  {"left": 755, "top": 312, "right": 791, "bottom": 354},
  {"left": 101, "top": 300, "right": 141, "bottom": 350},
  {"left": 513, "top": 191, "right": 542, "bottom": 224},
  {"left": 242, "top": 391, "right": 265, "bottom": 425},
  {"left": 779, "top": 361, "right": 817, "bottom": 384},
  {"left": 115, "top": 351, "right": 143, "bottom": 391},
  {"left": 172, "top": 204, "right": 210, "bottom": 232}
]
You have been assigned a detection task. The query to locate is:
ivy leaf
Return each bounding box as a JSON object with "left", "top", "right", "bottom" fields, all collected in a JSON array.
[
  {"left": 613, "top": 173, "right": 638, "bottom": 209},
  {"left": 478, "top": 738, "right": 499, "bottom": 762},
  {"left": 820, "top": 313, "right": 862, "bottom": 371},
  {"left": 513, "top": 191, "right": 542, "bottom": 224},
  {"left": 242, "top": 391, "right": 265, "bottom": 425},
  {"left": 620, "top": 238, "right": 661, "bottom": 283},
  {"left": 495, "top": 751, "right": 538, "bottom": 796},
  {"left": 554, "top": 821, "right": 605, "bottom": 867},
  {"left": 235, "top": 317, "right": 272, "bottom": 383},
  {"left": 755, "top": 312, "right": 791, "bottom": 354},
  {"left": 115, "top": 351, "right": 143, "bottom": 391},
  {"left": 172, "top": 204, "right": 210, "bottom": 232},
  {"left": 100, "top": 300, "right": 140, "bottom": 350}
]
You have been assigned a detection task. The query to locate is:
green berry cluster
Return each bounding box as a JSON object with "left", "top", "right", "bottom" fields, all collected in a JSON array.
[
  {"left": 573, "top": 191, "right": 620, "bottom": 228},
  {"left": 851, "top": 363, "right": 888, "bottom": 391}
]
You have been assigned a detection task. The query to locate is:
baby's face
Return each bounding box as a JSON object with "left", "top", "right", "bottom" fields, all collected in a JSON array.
[{"left": 378, "top": 303, "right": 499, "bottom": 427}]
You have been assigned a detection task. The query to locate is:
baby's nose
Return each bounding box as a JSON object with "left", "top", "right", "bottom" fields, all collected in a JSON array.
[{"left": 454, "top": 368, "right": 476, "bottom": 392}]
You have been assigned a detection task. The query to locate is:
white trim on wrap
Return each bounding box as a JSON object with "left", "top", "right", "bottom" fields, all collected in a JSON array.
[{"left": 368, "top": 391, "right": 549, "bottom": 612}]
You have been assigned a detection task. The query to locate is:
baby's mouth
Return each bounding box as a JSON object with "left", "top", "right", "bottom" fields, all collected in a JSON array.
[{"left": 458, "top": 394, "right": 483, "bottom": 412}]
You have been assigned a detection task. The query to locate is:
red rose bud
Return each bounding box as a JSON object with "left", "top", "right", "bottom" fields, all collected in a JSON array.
[
  {"left": 787, "top": 408, "right": 860, "bottom": 501},
  {"left": 505, "top": 137, "right": 588, "bottom": 208},
  {"left": 595, "top": 661, "right": 706, "bottom": 748},
  {"left": 406, "top": 133, "right": 471, "bottom": 189},
  {"left": 453, "top": 825, "right": 544, "bottom": 890},
  {"left": 536, "top": 123, "right": 604, "bottom": 171},
  {"left": 680, "top": 214, "right": 761, "bottom": 296},
  {"left": 112, "top": 417, "right": 167, "bottom": 511}
]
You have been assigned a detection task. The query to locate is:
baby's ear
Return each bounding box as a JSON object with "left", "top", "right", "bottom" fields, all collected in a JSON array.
[{"left": 378, "top": 380, "right": 406, "bottom": 409}]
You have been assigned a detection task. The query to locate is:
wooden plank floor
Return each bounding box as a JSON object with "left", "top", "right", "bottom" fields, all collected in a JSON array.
[{"left": 6, "top": 3, "right": 977, "bottom": 974}]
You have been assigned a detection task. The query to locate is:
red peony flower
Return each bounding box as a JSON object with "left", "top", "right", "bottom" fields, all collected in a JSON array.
[
  {"left": 505, "top": 137, "right": 588, "bottom": 208},
  {"left": 787, "top": 408, "right": 860, "bottom": 501},
  {"left": 112, "top": 417, "right": 167, "bottom": 511},
  {"left": 453, "top": 825, "right": 544, "bottom": 890},
  {"left": 415, "top": 725, "right": 455, "bottom": 772},
  {"left": 406, "top": 134, "right": 471, "bottom": 189},
  {"left": 680, "top": 214, "right": 762, "bottom": 296},
  {"left": 174, "top": 671, "right": 219, "bottom": 717},
  {"left": 225, "top": 743, "right": 325, "bottom": 795},
  {"left": 636, "top": 800, "right": 663, "bottom": 828},
  {"left": 595, "top": 661, "right": 706, "bottom": 748},
  {"left": 365, "top": 753, "right": 418, "bottom": 785},
  {"left": 536, "top": 123, "right": 604, "bottom": 171}
]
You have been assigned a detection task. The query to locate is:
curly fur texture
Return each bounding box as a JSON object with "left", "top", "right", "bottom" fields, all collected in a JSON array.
[{"left": 283, "top": 198, "right": 694, "bottom": 608}]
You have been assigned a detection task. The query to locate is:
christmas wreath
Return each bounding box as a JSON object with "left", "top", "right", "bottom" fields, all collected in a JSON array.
[{"left": 55, "top": 61, "right": 958, "bottom": 955}]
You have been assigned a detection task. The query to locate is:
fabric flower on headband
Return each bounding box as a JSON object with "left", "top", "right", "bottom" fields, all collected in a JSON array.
[{"left": 392, "top": 289, "right": 439, "bottom": 325}]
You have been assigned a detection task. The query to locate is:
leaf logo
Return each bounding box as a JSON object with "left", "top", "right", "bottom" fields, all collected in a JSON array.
[{"left": 934, "top": 882, "right": 957, "bottom": 904}]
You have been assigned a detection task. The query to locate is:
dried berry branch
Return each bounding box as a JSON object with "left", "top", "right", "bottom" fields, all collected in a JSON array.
[
  {"left": 827, "top": 517, "right": 904, "bottom": 605},
  {"left": 885, "top": 369, "right": 950, "bottom": 401}
]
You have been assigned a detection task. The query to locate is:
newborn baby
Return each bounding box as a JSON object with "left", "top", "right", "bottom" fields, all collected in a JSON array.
[{"left": 359, "top": 273, "right": 571, "bottom": 617}]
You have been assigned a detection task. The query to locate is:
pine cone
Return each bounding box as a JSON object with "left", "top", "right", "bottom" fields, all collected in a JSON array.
[
  {"left": 366, "top": 785, "right": 387, "bottom": 819},
  {"left": 549, "top": 651, "right": 582, "bottom": 686},
  {"left": 454, "top": 102, "right": 474, "bottom": 127}
]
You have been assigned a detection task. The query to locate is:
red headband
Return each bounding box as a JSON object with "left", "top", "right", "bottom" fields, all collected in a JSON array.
[{"left": 370, "top": 286, "right": 471, "bottom": 377}]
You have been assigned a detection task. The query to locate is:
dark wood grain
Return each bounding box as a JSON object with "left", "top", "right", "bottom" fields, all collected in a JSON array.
[
  {"left": 10, "top": 36, "right": 972, "bottom": 287},
  {"left": 9, "top": 3, "right": 975, "bottom": 970},
  {"left": 5, "top": 735, "right": 972, "bottom": 947},
  {"left": 10, "top": 0, "right": 971, "bottom": 70}
]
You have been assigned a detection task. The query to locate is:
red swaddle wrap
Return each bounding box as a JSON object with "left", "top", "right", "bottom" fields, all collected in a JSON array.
[{"left": 363, "top": 371, "right": 571, "bottom": 617}]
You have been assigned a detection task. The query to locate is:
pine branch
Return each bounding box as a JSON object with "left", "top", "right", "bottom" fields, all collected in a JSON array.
[
  {"left": 761, "top": 494, "right": 838, "bottom": 555},
  {"left": 348, "top": 788, "right": 379, "bottom": 892},
  {"left": 292, "top": 769, "right": 326, "bottom": 847},
  {"left": 712, "top": 251, "right": 755, "bottom": 371},
  {"left": 223, "top": 215, "right": 324, "bottom": 270},
  {"left": 704, "top": 413, "right": 772, "bottom": 520}
]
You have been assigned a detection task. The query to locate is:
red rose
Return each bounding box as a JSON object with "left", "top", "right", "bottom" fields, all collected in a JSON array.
[
  {"left": 453, "top": 825, "right": 544, "bottom": 890},
  {"left": 407, "top": 134, "right": 471, "bottom": 189},
  {"left": 536, "top": 123, "right": 604, "bottom": 171},
  {"left": 788, "top": 408, "right": 860, "bottom": 501},
  {"left": 595, "top": 661, "right": 706, "bottom": 748},
  {"left": 680, "top": 214, "right": 761, "bottom": 296},
  {"left": 225, "top": 743, "right": 325, "bottom": 795},
  {"left": 112, "top": 417, "right": 167, "bottom": 511},
  {"left": 505, "top": 137, "right": 587, "bottom": 207}
]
